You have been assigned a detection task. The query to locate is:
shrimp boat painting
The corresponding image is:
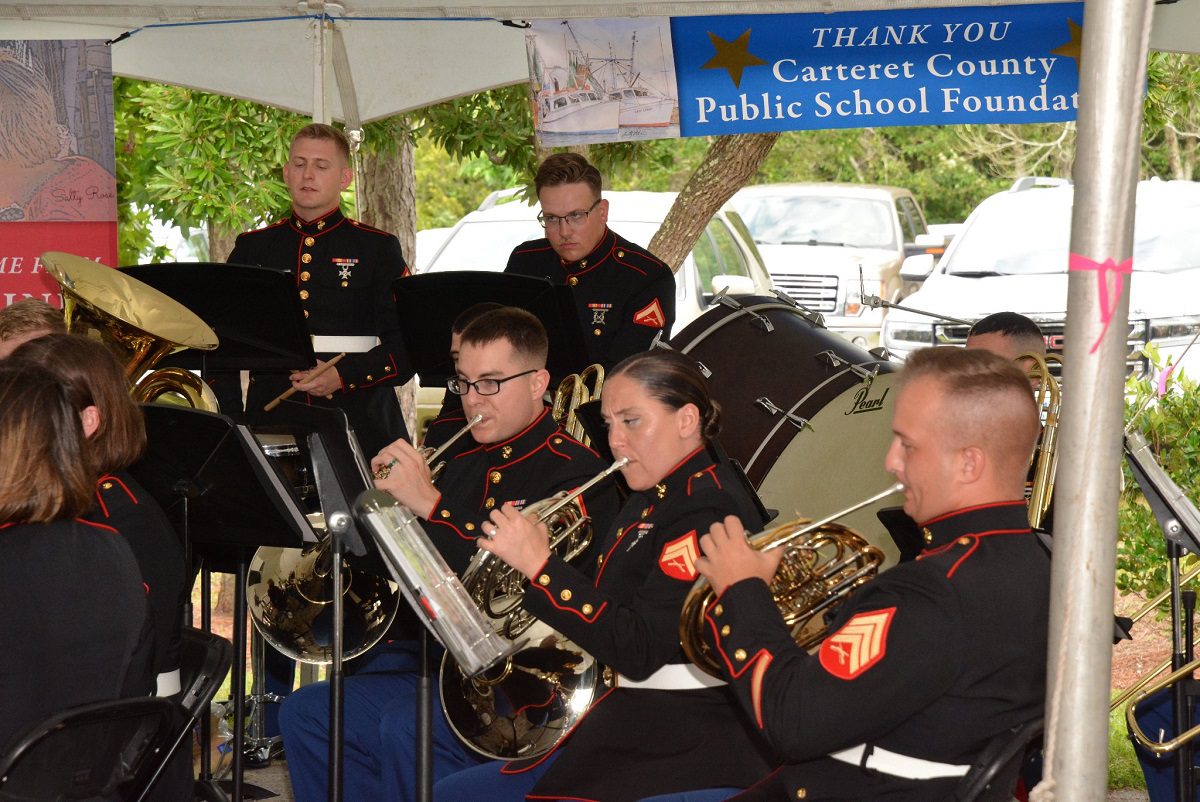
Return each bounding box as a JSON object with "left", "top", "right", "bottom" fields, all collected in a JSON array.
[
  {"left": 527, "top": 38, "right": 620, "bottom": 135},
  {"left": 593, "top": 30, "right": 677, "bottom": 128}
]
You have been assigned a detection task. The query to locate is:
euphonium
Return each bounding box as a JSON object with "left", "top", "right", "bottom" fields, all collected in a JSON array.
[
  {"left": 439, "top": 458, "right": 627, "bottom": 760},
  {"left": 42, "top": 251, "right": 221, "bottom": 411},
  {"left": 679, "top": 484, "right": 902, "bottom": 678},
  {"left": 551, "top": 364, "right": 604, "bottom": 445},
  {"left": 1020, "top": 352, "right": 1061, "bottom": 530}
]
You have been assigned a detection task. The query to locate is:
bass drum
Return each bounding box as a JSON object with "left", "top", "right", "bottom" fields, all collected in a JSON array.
[{"left": 669, "top": 297, "right": 904, "bottom": 566}]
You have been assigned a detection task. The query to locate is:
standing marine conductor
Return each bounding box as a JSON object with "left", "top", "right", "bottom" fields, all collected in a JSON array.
[
  {"left": 225, "top": 122, "right": 413, "bottom": 455},
  {"left": 504, "top": 153, "right": 676, "bottom": 369}
]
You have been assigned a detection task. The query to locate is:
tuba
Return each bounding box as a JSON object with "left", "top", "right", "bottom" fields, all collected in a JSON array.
[
  {"left": 43, "top": 251, "right": 221, "bottom": 411},
  {"left": 248, "top": 414, "right": 484, "bottom": 664},
  {"left": 551, "top": 364, "right": 604, "bottom": 445},
  {"left": 1020, "top": 352, "right": 1061, "bottom": 530},
  {"left": 679, "top": 484, "right": 902, "bottom": 678},
  {"left": 439, "top": 459, "right": 627, "bottom": 760}
]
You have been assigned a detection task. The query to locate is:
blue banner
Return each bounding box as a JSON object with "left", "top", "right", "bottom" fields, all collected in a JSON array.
[{"left": 671, "top": 2, "right": 1083, "bottom": 136}]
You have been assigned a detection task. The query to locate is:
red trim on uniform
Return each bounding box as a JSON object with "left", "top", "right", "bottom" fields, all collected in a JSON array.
[
  {"left": 558, "top": 230, "right": 615, "bottom": 279},
  {"left": 508, "top": 687, "right": 557, "bottom": 719},
  {"left": 611, "top": 245, "right": 653, "bottom": 276},
  {"left": 750, "top": 651, "right": 773, "bottom": 729},
  {"left": 348, "top": 218, "right": 399, "bottom": 237},
  {"left": 143, "top": 582, "right": 150, "bottom": 596},
  {"left": 918, "top": 500, "right": 1027, "bottom": 527},
  {"left": 526, "top": 796, "right": 600, "bottom": 802},
  {"left": 664, "top": 447, "right": 709, "bottom": 480},
  {"left": 501, "top": 685, "right": 618, "bottom": 776},
  {"left": 918, "top": 528, "right": 1030, "bottom": 573},
  {"left": 529, "top": 582, "right": 607, "bottom": 623},
  {"left": 76, "top": 518, "right": 120, "bottom": 535},
  {"left": 596, "top": 521, "right": 640, "bottom": 585},
  {"left": 510, "top": 241, "right": 557, "bottom": 258},
  {"left": 94, "top": 474, "right": 137, "bottom": 520},
  {"left": 685, "top": 465, "right": 721, "bottom": 496},
  {"left": 657, "top": 530, "right": 701, "bottom": 581},
  {"left": 239, "top": 218, "right": 288, "bottom": 235}
]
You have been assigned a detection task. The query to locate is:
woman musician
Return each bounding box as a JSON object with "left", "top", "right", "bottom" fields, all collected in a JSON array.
[{"left": 436, "top": 349, "right": 776, "bottom": 801}]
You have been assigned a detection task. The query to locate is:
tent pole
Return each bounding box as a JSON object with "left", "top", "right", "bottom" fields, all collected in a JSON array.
[
  {"left": 313, "top": 9, "right": 331, "bottom": 124},
  {"left": 1032, "top": 1, "right": 1154, "bottom": 799}
]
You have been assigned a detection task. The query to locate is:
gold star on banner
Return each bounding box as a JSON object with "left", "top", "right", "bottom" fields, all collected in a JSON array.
[
  {"left": 701, "top": 29, "right": 767, "bottom": 89},
  {"left": 1051, "top": 18, "right": 1083, "bottom": 70}
]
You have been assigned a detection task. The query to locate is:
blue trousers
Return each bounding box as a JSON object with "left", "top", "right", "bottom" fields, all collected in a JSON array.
[
  {"left": 278, "top": 641, "right": 486, "bottom": 802},
  {"left": 1132, "top": 687, "right": 1200, "bottom": 802}
]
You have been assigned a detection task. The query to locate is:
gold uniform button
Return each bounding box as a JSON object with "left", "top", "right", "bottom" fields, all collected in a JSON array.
[
  {"left": 366, "top": 375, "right": 374, "bottom": 382},
  {"left": 485, "top": 497, "right": 495, "bottom": 509},
  {"left": 734, "top": 648, "right": 747, "bottom": 662},
  {"left": 617, "top": 250, "right": 625, "bottom": 258},
  {"left": 316, "top": 220, "right": 326, "bottom": 230},
  {"left": 581, "top": 603, "right": 594, "bottom": 615},
  {"left": 796, "top": 790, "right": 807, "bottom": 800},
  {"left": 594, "top": 328, "right": 602, "bottom": 336},
  {"left": 341, "top": 280, "right": 349, "bottom": 288},
  {"left": 348, "top": 384, "right": 356, "bottom": 390},
  {"left": 101, "top": 481, "right": 113, "bottom": 490},
  {"left": 465, "top": 522, "right": 476, "bottom": 531},
  {"left": 299, "top": 290, "right": 309, "bottom": 300},
  {"left": 301, "top": 253, "right": 312, "bottom": 264},
  {"left": 440, "top": 510, "right": 451, "bottom": 519},
  {"left": 538, "top": 574, "right": 551, "bottom": 586},
  {"left": 553, "top": 438, "right": 562, "bottom": 444},
  {"left": 568, "top": 276, "right": 579, "bottom": 286},
  {"left": 922, "top": 527, "right": 933, "bottom": 544},
  {"left": 694, "top": 472, "right": 704, "bottom": 478},
  {"left": 304, "top": 236, "right": 315, "bottom": 246},
  {"left": 596, "top": 555, "right": 604, "bottom": 567},
  {"left": 713, "top": 604, "right": 723, "bottom": 616},
  {"left": 721, "top": 625, "right": 731, "bottom": 636},
  {"left": 385, "top": 365, "right": 393, "bottom": 373},
  {"left": 958, "top": 536, "right": 971, "bottom": 546},
  {"left": 579, "top": 260, "right": 587, "bottom": 268},
  {"left": 559, "top": 589, "right": 572, "bottom": 601},
  {"left": 304, "top": 310, "right": 310, "bottom": 318},
  {"left": 300, "top": 271, "right": 311, "bottom": 281},
  {"left": 490, "top": 471, "right": 502, "bottom": 484}
]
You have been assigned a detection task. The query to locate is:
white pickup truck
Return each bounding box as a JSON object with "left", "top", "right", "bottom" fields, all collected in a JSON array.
[{"left": 881, "top": 177, "right": 1200, "bottom": 379}]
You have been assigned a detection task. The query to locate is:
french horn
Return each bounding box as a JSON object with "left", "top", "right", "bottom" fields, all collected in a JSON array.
[
  {"left": 1020, "top": 351, "right": 1061, "bottom": 530},
  {"left": 679, "top": 484, "right": 902, "bottom": 678},
  {"left": 439, "top": 458, "right": 627, "bottom": 760},
  {"left": 551, "top": 363, "right": 604, "bottom": 446}
]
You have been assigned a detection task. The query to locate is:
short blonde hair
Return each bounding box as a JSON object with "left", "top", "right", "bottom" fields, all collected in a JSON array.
[{"left": 0, "top": 298, "right": 65, "bottom": 341}]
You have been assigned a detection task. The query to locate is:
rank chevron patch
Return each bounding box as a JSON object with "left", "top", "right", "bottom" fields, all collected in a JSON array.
[
  {"left": 633, "top": 299, "right": 666, "bottom": 328},
  {"left": 818, "top": 607, "right": 896, "bottom": 680},
  {"left": 658, "top": 530, "right": 700, "bottom": 580}
]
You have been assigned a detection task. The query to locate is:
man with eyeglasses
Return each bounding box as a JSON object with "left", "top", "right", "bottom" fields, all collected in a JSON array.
[
  {"left": 505, "top": 153, "right": 676, "bottom": 368},
  {"left": 278, "top": 306, "right": 619, "bottom": 802}
]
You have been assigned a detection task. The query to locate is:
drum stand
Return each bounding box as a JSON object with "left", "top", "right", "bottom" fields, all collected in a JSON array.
[{"left": 244, "top": 629, "right": 284, "bottom": 767}]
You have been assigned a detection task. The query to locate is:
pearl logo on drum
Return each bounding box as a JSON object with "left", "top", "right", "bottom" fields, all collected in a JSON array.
[{"left": 844, "top": 384, "right": 889, "bottom": 416}]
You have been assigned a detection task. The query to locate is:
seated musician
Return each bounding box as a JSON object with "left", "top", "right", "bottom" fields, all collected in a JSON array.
[
  {"left": 965, "top": 311, "right": 1047, "bottom": 366},
  {"left": 434, "top": 349, "right": 776, "bottom": 802},
  {"left": 0, "top": 297, "right": 65, "bottom": 358},
  {"left": 421, "top": 300, "right": 501, "bottom": 453},
  {"left": 0, "top": 361, "right": 154, "bottom": 748},
  {"left": 279, "top": 306, "right": 620, "bottom": 802},
  {"left": 694, "top": 347, "right": 1049, "bottom": 801}
]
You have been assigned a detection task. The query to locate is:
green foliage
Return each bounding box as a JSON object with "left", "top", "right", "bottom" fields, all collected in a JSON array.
[
  {"left": 416, "top": 85, "right": 537, "bottom": 182},
  {"left": 1109, "top": 693, "right": 1147, "bottom": 790},
  {"left": 1117, "top": 346, "right": 1200, "bottom": 599}
]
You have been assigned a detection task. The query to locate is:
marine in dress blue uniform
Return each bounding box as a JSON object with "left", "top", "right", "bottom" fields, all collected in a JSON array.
[
  {"left": 435, "top": 447, "right": 776, "bottom": 802},
  {"left": 279, "top": 409, "right": 620, "bottom": 802},
  {"left": 227, "top": 206, "right": 413, "bottom": 456}
]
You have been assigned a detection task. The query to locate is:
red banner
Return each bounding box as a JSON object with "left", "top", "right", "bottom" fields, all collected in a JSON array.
[{"left": 1, "top": 223, "right": 118, "bottom": 308}]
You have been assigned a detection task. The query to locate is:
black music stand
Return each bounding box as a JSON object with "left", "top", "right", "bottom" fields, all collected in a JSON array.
[
  {"left": 119, "top": 263, "right": 315, "bottom": 374},
  {"left": 394, "top": 271, "right": 590, "bottom": 386},
  {"left": 129, "top": 405, "right": 314, "bottom": 802},
  {"left": 1126, "top": 430, "right": 1200, "bottom": 801}
]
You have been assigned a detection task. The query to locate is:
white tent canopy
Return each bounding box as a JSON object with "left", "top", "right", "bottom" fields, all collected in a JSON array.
[{"left": 1, "top": 0, "right": 1194, "bottom": 121}]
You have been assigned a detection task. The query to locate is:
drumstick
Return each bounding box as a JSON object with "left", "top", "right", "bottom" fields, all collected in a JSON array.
[{"left": 263, "top": 352, "right": 346, "bottom": 412}]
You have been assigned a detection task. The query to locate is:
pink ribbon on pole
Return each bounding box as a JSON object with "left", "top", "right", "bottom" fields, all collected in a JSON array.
[
  {"left": 1068, "top": 253, "right": 1134, "bottom": 354},
  {"left": 1158, "top": 363, "right": 1176, "bottom": 398}
]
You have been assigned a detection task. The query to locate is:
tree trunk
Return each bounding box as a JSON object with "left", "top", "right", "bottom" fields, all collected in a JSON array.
[
  {"left": 360, "top": 135, "right": 419, "bottom": 438},
  {"left": 207, "top": 220, "right": 240, "bottom": 263},
  {"left": 648, "top": 133, "right": 780, "bottom": 272},
  {"left": 1165, "top": 125, "right": 1183, "bottom": 179}
]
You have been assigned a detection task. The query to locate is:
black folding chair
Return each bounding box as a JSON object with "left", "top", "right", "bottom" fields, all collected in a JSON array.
[
  {"left": 955, "top": 718, "right": 1044, "bottom": 802},
  {"left": 0, "top": 696, "right": 177, "bottom": 802},
  {"left": 136, "top": 627, "right": 234, "bottom": 802}
]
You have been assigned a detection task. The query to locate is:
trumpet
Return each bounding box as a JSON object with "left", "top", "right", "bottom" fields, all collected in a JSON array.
[
  {"left": 1021, "top": 352, "right": 1061, "bottom": 530},
  {"left": 439, "top": 458, "right": 627, "bottom": 760},
  {"left": 552, "top": 364, "right": 604, "bottom": 445},
  {"left": 679, "top": 483, "right": 903, "bottom": 678},
  {"left": 374, "top": 413, "right": 483, "bottom": 481}
]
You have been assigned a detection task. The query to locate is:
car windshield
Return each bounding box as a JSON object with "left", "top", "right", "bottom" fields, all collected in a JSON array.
[
  {"left": 947, "top": 190, "right": 1200, "bottom": 275},
  {"left": 427, "top": 218, "right": 664, "bottom": 272},
  {"left": 736, "top": 195, "right": 897, "bottom": 250}
]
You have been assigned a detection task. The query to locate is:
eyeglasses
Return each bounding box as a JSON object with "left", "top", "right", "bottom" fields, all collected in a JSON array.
[
  {"left": 447, "top": 369, "right": 537, "bottom": 396},
  {"left": 537, "top": 199, "right": 601, "bottom": 229}
]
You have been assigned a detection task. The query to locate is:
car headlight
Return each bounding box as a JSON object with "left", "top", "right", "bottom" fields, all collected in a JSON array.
[
  {"left": 883, "top": 321, "right": 935, "bottom": 348},
  {"left": 1149, "top": 315, "right": 1200, "bottom": 343}
]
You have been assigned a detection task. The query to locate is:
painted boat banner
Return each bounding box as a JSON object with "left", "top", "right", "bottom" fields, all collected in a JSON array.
[{"left": 530, "top": 3, "right": 1083, "bottom": 146}]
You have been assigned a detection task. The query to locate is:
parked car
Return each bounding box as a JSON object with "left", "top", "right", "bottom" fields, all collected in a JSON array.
[
  {"left": 413, "top": 226, "right": 452, "bottom": 272},
  {"left": 882, "top": 177, "right": 1200, "bottom": 379},
  {"left": 415, "top": 189, "right": 774, "bottom": 437},
  {"left": 731, "top": 183, "right": 940, "bottom": 348}
]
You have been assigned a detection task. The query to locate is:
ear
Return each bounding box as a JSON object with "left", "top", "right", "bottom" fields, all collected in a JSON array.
[
  {"left": 676, "top": 402, "right": 701, "bottom": 440},
  {"left": 339, "top": 165, "right": 354, "bottom": 192},
  {"left": 597, "top": 197, "right": 609, "bottom": 226},
  {"left": 80, "top": 405, "right": 101, "bottom": 439},
  {"left": 957, "top": 444, "right": 986, "bottom": 484},
  {"left": 531, "top": 368, "right": 551, "bottom": 401}
]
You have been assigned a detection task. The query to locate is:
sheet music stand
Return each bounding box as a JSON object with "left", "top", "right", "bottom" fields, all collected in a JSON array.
[
  {"left": 1126, "top": 429, "right": 1200, "bottom": 800},
  {"left": 119, "top": 262, "right": 315, "bottom": 374},
  {"left": 128, "top": 405, "right": 313, "bottom": 802},
  {"left": 393, "top": 271, "right": 591, "bottom": 386}
]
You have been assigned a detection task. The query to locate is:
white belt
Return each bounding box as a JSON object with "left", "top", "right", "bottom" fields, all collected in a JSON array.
[
  {"left": 829, "top": 744, "right": 971, "bottom": 780},
  {"left": 311, "top": 335, "right": 379, "bottom": 353},
  {"left": 615, "top": 662, "right": 727, "bottom": 691},
  {"left": 156, "top": 668, "right": 181, "bottom": 697}
]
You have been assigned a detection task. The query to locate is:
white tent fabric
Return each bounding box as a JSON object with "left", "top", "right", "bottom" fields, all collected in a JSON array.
[{"left": 5, "top": 0, "right": 1173, "bottom": 121}]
